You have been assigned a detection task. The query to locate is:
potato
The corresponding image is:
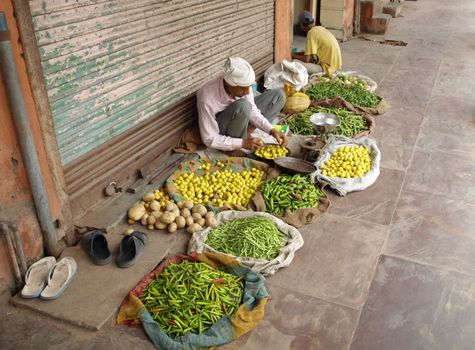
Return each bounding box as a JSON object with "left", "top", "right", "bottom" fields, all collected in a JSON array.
[
  {"left": 197, "top": 218, "right": 205, "bottom": 227},
  {"left": 147, "top": 224, "right": 154, "bottom": 230},
  {"left": 155, "top": 221, "right": 167, "bottom": 230},
  {"left": 187, "top": 223, "right": 202, "bottom": 234},
  {"left": 140, "top": 214, "right": 149, "bottom": 226},
  {"left": 191, "top": 213, "right": 202, "bottom": 221},
  {"left": 150, "top": 211, "right": 162, "bottom": 219},
  {"left": 183, "top": 200, "right": 194, "bottom": 210},
  {"left": 180, "top": 208, "right": 191, "bottom": 218},
  {"left": 168, "top": 222, "right": 178, "bottom": 233},
  {"left": 142, "top": 192, "right": 155, "bottom": 202},
  {"left": 147, "top": 216, "right": 156, "bottom": 225},
  {"left": 165, "top": 203, "right": 178, "bottom": 212},
  {"left": 192, "top": 204, "right": 207, "bottom": 216},
  {"left": 124, "top": 228, "right": 134, "bottom": 235},
  {"left": 128, "top": 204, "right": 146, "bottom": 221},
  {"left": 204, "top": 211, "right": 215, "bottom": 220},
  {"left": 149, "top": 200, "right": 161, "bottom": 211},
  {"left": 159, "top": 211, "right": 176, "bottom": 224},
  {"left": 176, "top": 201, "right": 184, "bottom": 209},
  {"left": 172, "top": 208, "right": 180, "bottom": 217},
  {"left": 206, "top": 216, "right": 218, "bottom": 228},
  {"left": 175, "top": 216, "right": 186, "bottom": 228},
  {"left": 185, "top": 216, "right": 194, "bottom": 226},
  {"left": 127, "top": 219, "right": 135, "bottom": 225}
]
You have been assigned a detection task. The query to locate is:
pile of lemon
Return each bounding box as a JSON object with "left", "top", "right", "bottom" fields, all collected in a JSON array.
[
  {"left": 255, "top": 145, "right": 288, "bottom": 160},
  {"left": 174, "top": 168, "right": 265, "bottom": 208},
  {"left": 320, "top": 145, "right": 372, "bottom": 178},
  {"left": 153, "top": 188, "right": 172, "bottom": 207}
]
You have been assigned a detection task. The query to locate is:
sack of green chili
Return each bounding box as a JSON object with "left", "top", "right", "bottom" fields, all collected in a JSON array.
[
  {"left": 311, "top": 135, "right": 381, "bottom": 196},
  {"left": 309, "top": 97, "right": 376, "bottom": 139},
  {"left": 117, "top": 252, "right": 268, "bottom": 350},
  {"left": 188, "top": 211, "right": 304, "bottom": 276},
  {"left": 304, "top": 79, "right": 389, "bottom": 115},
  {"left": 250, "top": 172, "right": 330, "bottom": 228}
]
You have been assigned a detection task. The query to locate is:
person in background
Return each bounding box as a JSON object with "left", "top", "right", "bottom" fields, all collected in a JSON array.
[
  {"left": 197, "top": 57, "right": 287, "bottom": 156},
  {"left": 291, "top": 10, "right": 342, "bottom": 75}
]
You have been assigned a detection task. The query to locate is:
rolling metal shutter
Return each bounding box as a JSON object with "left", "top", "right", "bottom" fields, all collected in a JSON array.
[{"left": 28, "top": 0, "right": 275, "bottom": 215}]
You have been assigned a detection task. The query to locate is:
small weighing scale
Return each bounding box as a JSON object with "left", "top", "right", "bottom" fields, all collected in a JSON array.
[{"left": 299, "top": 112, "right": 340, "bottom": 162}]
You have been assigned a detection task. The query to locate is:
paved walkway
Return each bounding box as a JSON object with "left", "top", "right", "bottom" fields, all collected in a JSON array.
[{"left": 1, "top": 0, "right": 475, "bottom": 349}]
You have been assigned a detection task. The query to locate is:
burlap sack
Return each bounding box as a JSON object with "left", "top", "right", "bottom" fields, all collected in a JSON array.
[
  {"left": 309, "top": 97, "right": 376, "bottom": 139},
  {"left": 249, "top": 168, "right": 330, "bottom": 228}
]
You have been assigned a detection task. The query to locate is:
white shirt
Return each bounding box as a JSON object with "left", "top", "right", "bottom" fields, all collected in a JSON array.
[{"left": 196, "top": 77, "right": 273, "bottom": 151}]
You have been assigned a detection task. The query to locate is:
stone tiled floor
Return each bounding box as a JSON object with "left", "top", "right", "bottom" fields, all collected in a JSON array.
[{"left": 2, "top": 1, "right": 475, "bottom": 349}]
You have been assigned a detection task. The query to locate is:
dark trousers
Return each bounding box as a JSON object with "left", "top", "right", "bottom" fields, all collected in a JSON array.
[{"left": 216, "top": 89, "right": 286, "bottom": 139}]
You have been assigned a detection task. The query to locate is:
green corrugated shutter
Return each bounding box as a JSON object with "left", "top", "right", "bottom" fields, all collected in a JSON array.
[{"left": 29, "top": 0, "right": 275, "bottom": 165}]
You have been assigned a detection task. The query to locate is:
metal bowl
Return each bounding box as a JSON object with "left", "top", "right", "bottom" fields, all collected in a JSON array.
[
  {"left": 273, "top": 157, "right": 317, "bottom": 175},
  {"left": 253, "top": 143, "right": 290, "bottom": 161},
  {"left": 310, "top": 112, "right": 340, "bottom": 134}
]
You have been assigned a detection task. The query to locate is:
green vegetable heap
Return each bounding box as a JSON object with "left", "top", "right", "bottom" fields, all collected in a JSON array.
[
  {"left": 141, "top": 261, "right": 243, "bottom": 336},
  {"left": 261, "top": 174, "right": 324, "bottom": 215},
  {"left": 316, "top": 106, "right": 368, "bottom": 140},
  {"left": 206, "top": 216, "right": 284, "bottom": 260},
  {"left": 286, "top": 108, "right": 317, "bottom": 135},
  {"left": 305, "top": 82, "right": 380, "bottom": 108},
  {"left": 286, "top": 106, "right": 369, "bottom": 138}
]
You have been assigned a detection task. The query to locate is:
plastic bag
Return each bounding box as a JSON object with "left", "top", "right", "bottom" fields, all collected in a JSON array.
[
  {"left": 188, "top": 211, "right": 304, "bottom": 276},
  {"left": 308, "top": 70, "right": 378, "bottom": 92},
  {"left": 310, "top": 135, "right": 381, "bottom": 196},
  {"left": 264, "top": 60, "right": 308, "bottom": 91}
]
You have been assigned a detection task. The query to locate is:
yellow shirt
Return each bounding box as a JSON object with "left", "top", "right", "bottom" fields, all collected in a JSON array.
[{"left": 305, "top": 26, "right": 342, "bottom": 75}]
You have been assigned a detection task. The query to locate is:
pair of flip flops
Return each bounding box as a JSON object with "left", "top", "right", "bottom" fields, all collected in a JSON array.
[
  {"left": 21, "top": 256, "right": 78, "bottom": 300},
  {"left": 81, "top": 230, "right": 148, "bottom": 268}
]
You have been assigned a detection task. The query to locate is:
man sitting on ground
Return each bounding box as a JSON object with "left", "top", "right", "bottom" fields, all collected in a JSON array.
[
  {"left": 292, "top": 10, "right": 342, "bottom": 75},
  {"left": 197, "top": 57, "right": 287, "bottom": 156}
]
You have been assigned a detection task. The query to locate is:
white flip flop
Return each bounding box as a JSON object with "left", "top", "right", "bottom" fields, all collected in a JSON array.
[
  {"left": 40, "top": 257, "right": 78, "bottom": 300},
  {"left": 21, "top": 256, "right": 56, "bottom": 298}
]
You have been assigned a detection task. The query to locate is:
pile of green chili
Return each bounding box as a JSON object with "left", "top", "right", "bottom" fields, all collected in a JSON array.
[
  {"left": 140, "top": 261, "right": 243, "bottom": 336},
  {"left": 261, "top": 174, "right": 324, "bottom": 215},
  {"left": 206, "top": 216, "right": 284, "bottom": 260},
  {"left": 315, "top": 106, "right": 368, "bottom": 140},
  {"left": 305, "top": 82, "right": 380, "bottom": 108},
  {"left": 286, "top": 108, "right": 317, "bottom": 135}
]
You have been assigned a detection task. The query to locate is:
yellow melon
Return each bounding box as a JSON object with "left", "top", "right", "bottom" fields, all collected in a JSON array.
[{"left": 283, "top": 92, "right": 310, "bottom": 114}]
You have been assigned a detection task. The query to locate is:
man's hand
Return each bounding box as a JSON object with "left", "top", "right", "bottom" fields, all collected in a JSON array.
[
  {"left": 270, "top": 129, "right": 288, "bottom": 146},
  {"left": 291, "top": 52, "right": 311, "bottom": 63},
  {"left": 242, "top": 137, "right": 265, "bottom": 150}
]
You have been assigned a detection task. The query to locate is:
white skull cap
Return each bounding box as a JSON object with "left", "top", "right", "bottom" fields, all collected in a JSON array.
[{"left": 223, "top": 57, "right": 255, "bottom": 87}]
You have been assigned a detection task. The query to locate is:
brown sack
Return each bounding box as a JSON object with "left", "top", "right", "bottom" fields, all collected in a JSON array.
[
  {"left": 310, "top": 97, "right": 376, "bottom": 139},
  {"left": 311, "top": 95, "right": 390, "bottom": 116},
  {"left": 172, "top": 127, "right": 206, "bottom": 154},
  {"left": 250, "top": 186, "right": 330, "bottom": 228}
]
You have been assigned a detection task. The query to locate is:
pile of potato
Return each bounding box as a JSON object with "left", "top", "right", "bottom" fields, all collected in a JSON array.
[{"left": 127, "top": 191, "right": 217, "bottom": 234}]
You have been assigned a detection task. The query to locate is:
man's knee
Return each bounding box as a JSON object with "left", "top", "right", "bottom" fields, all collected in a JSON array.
[
  {"left": 271, "top": 89, "right": 286, "bottom": 110},
  {"left": 232, "top": 99, "right": 252, "bottom": 120}
]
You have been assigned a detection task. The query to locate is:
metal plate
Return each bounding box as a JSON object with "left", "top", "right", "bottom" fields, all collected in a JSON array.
[{"left": 273, "top": 157, "right": 317, "bottom": 175}]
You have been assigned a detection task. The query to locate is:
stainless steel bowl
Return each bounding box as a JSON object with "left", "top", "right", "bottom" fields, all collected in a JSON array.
[{"left": 310, "top": 112, "right": 340, "bottom": 134}]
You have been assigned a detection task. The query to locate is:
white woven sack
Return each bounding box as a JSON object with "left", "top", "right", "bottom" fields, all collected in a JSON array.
[
  {"left": 310, "top": 135, "right": 381, "bottom": 196},
  {"left": 264, "top": 60, "right": 308, "bottom": 91},
  {"left": 309, "top": 70, "right": 378, "bottom": 92},
  {"left": 187, "top": 211, "right": 304, "bottom": 276}
]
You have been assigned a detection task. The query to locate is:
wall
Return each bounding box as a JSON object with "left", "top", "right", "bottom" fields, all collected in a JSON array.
[
  {"left": 293, "top": 0, "right": 308, "bottom": 24},
  {"left": 275, "top": 0, "right": 293, "bottom": 62},
  {"left": 0, "top": 2, "right": 61, "bottom": 293},
  {"left": 320, "top": 0, "right": 354, "bottom": 40},
  {"left": 343, "top": 0, "right": 355, "bottom": 38}
]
